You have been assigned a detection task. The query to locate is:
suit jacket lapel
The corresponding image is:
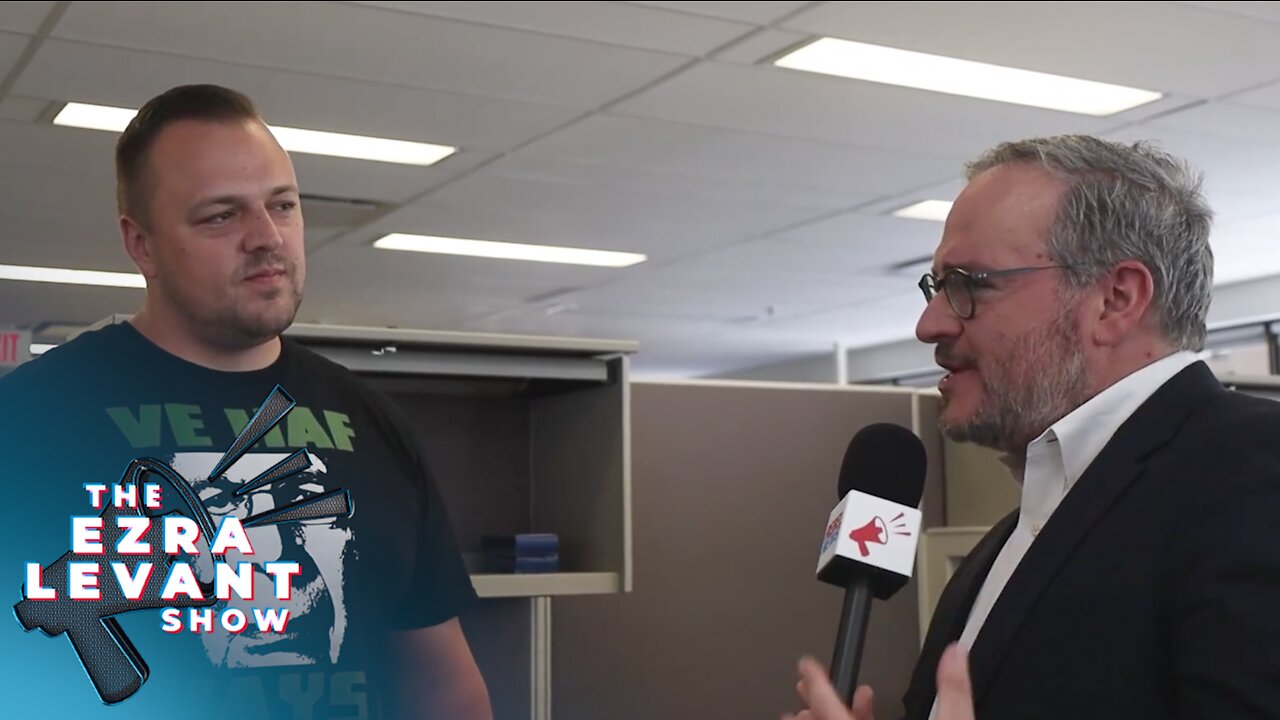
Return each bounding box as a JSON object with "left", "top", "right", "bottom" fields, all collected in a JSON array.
[
  {"left": 965, "top": 362, "right": 1224, "bottom": 707},
  {"left": 904, "top": 511, "right": 1017, "bottom": 720}
]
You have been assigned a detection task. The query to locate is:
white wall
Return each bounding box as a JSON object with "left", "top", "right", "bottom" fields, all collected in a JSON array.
[
  {"left": 721, "top": 274, "right": 1280, "bottom": 384},
  {"left": 712, "top": 351, "right": 838, "bottom": 383}
]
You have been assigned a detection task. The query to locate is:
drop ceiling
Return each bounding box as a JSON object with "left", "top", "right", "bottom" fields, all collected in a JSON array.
[{"left": 4, "top": 1, "right": 1280, "bottom": 377}]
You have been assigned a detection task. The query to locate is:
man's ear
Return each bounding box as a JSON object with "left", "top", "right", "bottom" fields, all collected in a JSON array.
[
  {"left": 120, "top": 214, "right": 157, "bottom": 279},
  {"left": 1092, "top": 260, "right": 1156, "bottom": 346}
]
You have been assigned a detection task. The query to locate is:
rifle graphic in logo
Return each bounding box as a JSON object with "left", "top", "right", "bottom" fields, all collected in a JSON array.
[{"left": 14, "top": 386, "right": 353, "bottom": 704}]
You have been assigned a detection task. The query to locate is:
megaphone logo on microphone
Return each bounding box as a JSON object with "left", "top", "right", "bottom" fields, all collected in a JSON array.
[{"left": 849, "top": 513, "right": 913, "bottom": 557}]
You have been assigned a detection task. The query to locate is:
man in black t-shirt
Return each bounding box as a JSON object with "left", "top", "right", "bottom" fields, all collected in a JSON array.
[{"left": 0, "top": 84, "right": 492, "bottom": 720}]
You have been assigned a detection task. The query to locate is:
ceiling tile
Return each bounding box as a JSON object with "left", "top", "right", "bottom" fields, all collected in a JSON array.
[
  {"left": 354, "top": 1, "right": 753, "bottom": 55},
  {"left": 1146, "top": 102, "right": 1280, "bottom": 147},
  {"left": 480, "top": 154, "right": 862, "bottom": 209},
  {"left": 290, "top": 149, "right": 496, "bottom": 205},
  {"left": 1227, "top": 79, "right": 1280, "bottom": 111},
  {"left": 0, "top": 120, "right": 119, "bottom": 177},
  {"left": 1173, "top": 1, "right": 1280, "bottom": 24},
  {"left": 0, "top": 31, "right": 28, "bottom": 77},
  {"left": 712, "top": 27, "right": 809, "bottom": 64},
  {"left": 315, "top": 200, "right": 657, "bottom": 257},
  {"left": 0, "top": 164, "right": 127, "bottom": 270},
  {"left": 760, "top": 291, "right": 926, "bottom": 349},
  {"left": 300, "top": 239, "right": 628, "bottom": 329},
  {"left": 519, "top": 113, "right": 962, "bottom": 197},
  {"left": 614, "top": 61, "right": 1129, "bottom": 158},
  {"left": 52, "top": 1, "right": 689, "bottom": 108},
  {"left": 404, "top": 167, "right": 831, "bottom": 257},
  {"left": 0, "top": 2, "right": 54, "bottom": 34},
  {"left": 627, "top": 2, "right": 812, "bottom": 25},
  {"left": 557, "top": 246, "right": 907, "bottom": 322},
  {"left": 764, "top": 211, "right": 945, "bottom": 274},
  {"left": 0, "top": 95, "right": 49, "bottom": 123},
  {"left": 16, "top": 39, "right": 583, "bottom": 152},
  {"left": 1, "top": 2, "right": 1278, "bottom": 381},
  {"left": 1104, "top": 124, "right": 1280, "bottom": 223},
  {"left": 781, "top": 1, "right": 1280, "bottom": 98}
]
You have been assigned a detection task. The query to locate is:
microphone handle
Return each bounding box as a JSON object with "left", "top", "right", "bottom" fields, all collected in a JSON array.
[{"left": 831, "top": 575, "right": 873, "bottom": 705}]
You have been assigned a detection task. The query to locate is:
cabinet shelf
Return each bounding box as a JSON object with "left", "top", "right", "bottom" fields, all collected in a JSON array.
[{"left": 470, "top": 572, "right": 622, "bottom": 598}]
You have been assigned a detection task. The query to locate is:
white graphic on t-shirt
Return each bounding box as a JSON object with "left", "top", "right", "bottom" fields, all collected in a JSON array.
[{"left": 167, "top": 452, "right": 355, "bottom": 669}]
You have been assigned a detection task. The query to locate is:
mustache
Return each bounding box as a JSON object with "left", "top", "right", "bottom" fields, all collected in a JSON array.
[
  {"left": 935, "top": 345, "right": 978, "bottom": 370},
  {"left": 240, "top": 256, "right": 293, "bottom": 278}
]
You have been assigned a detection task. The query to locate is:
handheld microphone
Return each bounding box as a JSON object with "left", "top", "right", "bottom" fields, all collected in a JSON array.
[{"left": 816, "top": 423, "right": 927, "bottom": 704}]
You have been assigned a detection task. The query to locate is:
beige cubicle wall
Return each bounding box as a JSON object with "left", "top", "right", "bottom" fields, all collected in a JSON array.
[
  {"left": 909, "top": 388, "right": 1019, "bottom": 529},
  {"left": 551, "top": 379, "right": 946, "bottom": 720},
  {"left": 912, "top": 390, "right": 1013, "bottom": 635},
  {"left": 941, "top": 435, "right": 1018, "bottom": 527}
]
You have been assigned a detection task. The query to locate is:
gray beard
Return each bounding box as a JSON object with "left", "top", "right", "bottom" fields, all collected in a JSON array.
[{"left": 941, "top": 310, "right": 1090, "bottom": 455}]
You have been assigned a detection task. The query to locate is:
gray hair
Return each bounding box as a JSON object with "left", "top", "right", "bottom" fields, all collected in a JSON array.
[{"left": 965, "top": 135, "right": 1214, "bottom": 351}]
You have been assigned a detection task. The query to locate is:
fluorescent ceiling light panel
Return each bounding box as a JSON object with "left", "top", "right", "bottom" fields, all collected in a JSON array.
[
  {"left": 51, "top": 102, "right": 137, "bottom": 132},
  {"left": 267, "top": 126, "right": 453, "bottom": 166},
  {"left": 30, "top": 343, "right": 56, "bottom": 355},
  {"left": 0, "top": 263, "right": 146, "bottom": 288},
  {"left": 53, "top": 102, "right": 455, "bottom": 166},
  {"left": 774, "top": 37, "right": 1163, "bottom": 116},
  {"left": 892, "top": 200, "right": 953, "bottom": 222},
  {"left": 374, "top": 233, "right": 647, "bottom": 268}
]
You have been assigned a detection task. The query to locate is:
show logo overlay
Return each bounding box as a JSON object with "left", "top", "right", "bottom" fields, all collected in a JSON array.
[{"left": 13, "top": 386, "right": 353, "bottom": 705}]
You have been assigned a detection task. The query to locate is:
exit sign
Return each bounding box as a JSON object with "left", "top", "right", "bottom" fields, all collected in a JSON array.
[{"left": 0, "top": 330, "right": 31, "bottom": 368}]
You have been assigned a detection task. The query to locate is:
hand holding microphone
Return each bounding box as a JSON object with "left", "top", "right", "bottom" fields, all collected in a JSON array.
[
  {"left": 782, "top": 644, "right": 975, "bottom": 720},
  {"left": 784, "top": 423, "right": 976, "bottom": 720}
]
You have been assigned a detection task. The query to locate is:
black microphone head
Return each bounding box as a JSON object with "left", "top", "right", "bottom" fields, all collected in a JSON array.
[{"left": 837, "top": 423, "right": 926, "bottom": 508}]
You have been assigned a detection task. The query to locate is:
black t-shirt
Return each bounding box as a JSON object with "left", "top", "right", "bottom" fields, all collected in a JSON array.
[{"left": 0, "top": 322, "right": 477, "bottom": 719}]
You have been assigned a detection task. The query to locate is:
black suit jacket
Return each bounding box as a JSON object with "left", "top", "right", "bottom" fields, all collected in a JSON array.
[{"left": 905, "top": 361, "right": 1280, "bottom": 719}]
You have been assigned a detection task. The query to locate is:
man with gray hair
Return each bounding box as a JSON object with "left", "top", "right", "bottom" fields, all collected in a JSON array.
[{"left": 784, "top": 135, "right": 1280, "bottom": 719}]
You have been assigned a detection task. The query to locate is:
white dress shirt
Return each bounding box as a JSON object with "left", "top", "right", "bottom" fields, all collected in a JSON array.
[{"left": 927, "top": 351, "right": 1198, "bottom": 719}]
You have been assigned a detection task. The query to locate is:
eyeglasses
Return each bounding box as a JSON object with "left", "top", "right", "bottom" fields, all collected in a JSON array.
[{"left": 918, "top": 265, "right": 1072, "bottom": 319}]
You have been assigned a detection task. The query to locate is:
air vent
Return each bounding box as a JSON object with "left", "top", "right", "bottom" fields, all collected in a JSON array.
[{"left": 299, "top": 193, "right": 388, "bottom": 229}]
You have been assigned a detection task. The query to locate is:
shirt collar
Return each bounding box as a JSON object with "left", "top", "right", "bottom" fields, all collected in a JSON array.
[{"left": 1027, "top": 350, "right": 1199, "bottom": 490}]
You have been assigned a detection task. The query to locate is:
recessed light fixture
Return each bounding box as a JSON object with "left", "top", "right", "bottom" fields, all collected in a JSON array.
[
  {"left": 53, "top": 102, "right": 456, "bottom": 166},
  {"left": 52, "top": 103, "right": 137, "bottom": 132},
  {"left": 29, "top": 343, "right": 56, "bottom": 355},
  {"left": 374, "top": 233, "right": 647, "bottom": 268},
  {"left": 892, "top": 200, "right": 953, "bottom": 222},
  {"left": 775, "top": 37, "right": 1162, "bottom": 116},
  {"left": 0, "top": 263, "right": 146, "bottom": 288}
]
